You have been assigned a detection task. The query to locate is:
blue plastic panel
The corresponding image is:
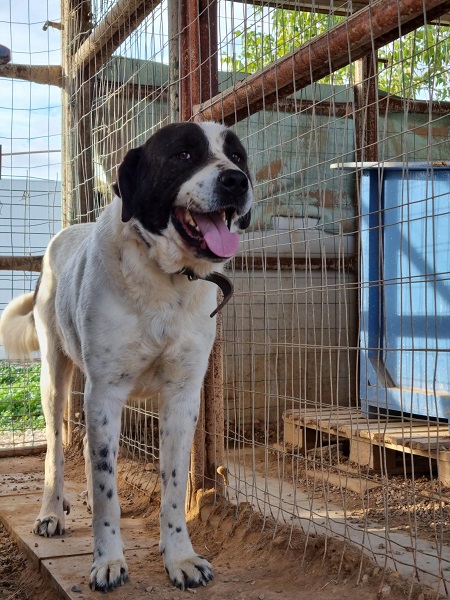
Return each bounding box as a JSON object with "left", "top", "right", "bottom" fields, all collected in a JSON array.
[{"left": 359, "top": 165, "right": 450, "bottom": 420}]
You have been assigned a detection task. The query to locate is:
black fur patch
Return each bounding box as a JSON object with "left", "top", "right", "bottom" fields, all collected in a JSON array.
[{"left": 114, "top": 123, "right": 252, "bottom": 237}]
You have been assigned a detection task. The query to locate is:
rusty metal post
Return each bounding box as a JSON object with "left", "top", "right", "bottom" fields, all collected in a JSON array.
[
  {"left": 179, "top": 0, "right": 223, "bottom": 503},
  {"left": 195, "top": 0, "right": 450, "bottom": 125},
  {"left": 198, "top": 0, "right": 219, "bottom": 109},
  {"left": 203, "top": 310, "right": 225, "bottom": 485},
  {"left": 179, "top": 0, "right": 200, "bottom": 122},
  {"left": 354, "top": 53, "right": 379, "bottom": 163},
  {"left": 180, "top": 0, "right": 218, "bottom": 121},
  {"left": 168, "top": 0, "right": 180, "bottom": 122}
]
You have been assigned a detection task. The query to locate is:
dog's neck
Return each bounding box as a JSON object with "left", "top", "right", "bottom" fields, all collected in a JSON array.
[
  {"left": 176, "top": 268, "right": 234, "bottom": 318},
  {"left": 105, "top": 199, "right": 234, "bottom": 318}
]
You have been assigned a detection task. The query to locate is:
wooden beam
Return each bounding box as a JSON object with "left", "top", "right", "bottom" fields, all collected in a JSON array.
[
  {"left": 0, "top": 64, "right": 62, "bottom": 87},
  {"left": 72, "top": 0, "right": 161, "bottom": 72},
  {"left": 195, "top": 0, "right": 450, "bottom": 124},
  {"left": 0, "top": 255, "right": 43, "bottom": 272}
]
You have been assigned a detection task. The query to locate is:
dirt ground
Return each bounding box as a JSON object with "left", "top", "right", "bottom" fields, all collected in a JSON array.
[
  {"left": 0, "top": 449, "right": 444, "bottom": 600},
  {"left": 258, "top": 441, "right": 450, "bottom": 547}
]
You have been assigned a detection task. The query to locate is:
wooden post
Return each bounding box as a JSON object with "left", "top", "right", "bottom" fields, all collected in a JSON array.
[{"left": 61, "top": 0, "right": 93, "bottom": 445}]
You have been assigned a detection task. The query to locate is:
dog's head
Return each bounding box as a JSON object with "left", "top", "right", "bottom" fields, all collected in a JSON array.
[{"left": 113, "top": 122, "right": 253, "bottom": 275}]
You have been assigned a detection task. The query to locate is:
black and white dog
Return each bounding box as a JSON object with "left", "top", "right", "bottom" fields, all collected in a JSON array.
[{"left": 0, "top": 122, "right": 253, "bottom": 592}]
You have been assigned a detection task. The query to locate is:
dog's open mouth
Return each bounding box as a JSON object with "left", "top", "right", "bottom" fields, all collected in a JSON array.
[{"left": 172, "top": 207, "right": 239, "bottom": 259}]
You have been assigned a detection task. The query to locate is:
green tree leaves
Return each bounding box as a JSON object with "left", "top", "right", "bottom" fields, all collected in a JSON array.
[{"left": 222, "top": 8, "right": 450, "bottom": 100}]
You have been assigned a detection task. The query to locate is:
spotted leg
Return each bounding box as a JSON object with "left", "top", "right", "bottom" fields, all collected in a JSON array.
[
  {"left": 84, "top": 382, "right": 128, "bottom": 592},
  {"left": 33, "top": 326, "right": 73, "bottom": 537},
  {"left": 158, "top": 387, "right": 214, "bottom": 590}
]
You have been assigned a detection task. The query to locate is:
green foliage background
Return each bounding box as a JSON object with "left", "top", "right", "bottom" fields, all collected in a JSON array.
[
  {"left": 0, "top": 363, "right": 44, "bottom": 431},
  {"left": 222, "top": 9, "right": 450, "bottom": 100}
]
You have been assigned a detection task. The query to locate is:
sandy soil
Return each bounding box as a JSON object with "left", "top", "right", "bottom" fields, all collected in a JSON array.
[{"left": 0, "top": 448, "right": 444, "bottom": 600}]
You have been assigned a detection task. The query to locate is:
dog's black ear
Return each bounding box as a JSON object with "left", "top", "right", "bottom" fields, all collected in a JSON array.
[
  {"left": 237, "top": 209, "right": 252, "bottom": 230},
  {"left": 114, "top": 147, "right": 143, "bottom": 222}
]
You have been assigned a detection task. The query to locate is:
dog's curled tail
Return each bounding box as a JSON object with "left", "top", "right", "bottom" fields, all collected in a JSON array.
[{"left": 0, "top": 292, "right": 39, "bottom": 358}]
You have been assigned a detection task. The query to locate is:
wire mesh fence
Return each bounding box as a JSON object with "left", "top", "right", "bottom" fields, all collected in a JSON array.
[
  {"left": 0, "top": 0, "right": 62, "bottom": 451},
  {"left": 1, "top": 0, "right": 450, "bottom": 596}
]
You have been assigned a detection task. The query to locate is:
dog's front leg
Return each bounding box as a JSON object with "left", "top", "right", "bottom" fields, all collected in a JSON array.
[
  {"left": 159, "top": 391, "right": 213, "bottom": 590},
  {"left": 84, "top": 383, "right": 128, "bottom": 592}
]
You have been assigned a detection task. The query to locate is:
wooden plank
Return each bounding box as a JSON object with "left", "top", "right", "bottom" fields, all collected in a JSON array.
[
  {"left": 405, "top": 437, "right": 450, "bottom": 450},
  {"left": 0, "top": 444, "right": 46, "bottom": 458},
  {"left": 72, "top": 0, "right": 161, "bottom": 72}
]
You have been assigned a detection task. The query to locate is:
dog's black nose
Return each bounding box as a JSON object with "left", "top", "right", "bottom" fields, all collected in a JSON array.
[{"left": 219, "top": 169, "right": 249, "bottom": 195}]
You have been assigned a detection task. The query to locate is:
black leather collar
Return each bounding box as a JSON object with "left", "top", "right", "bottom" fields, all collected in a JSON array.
[{"left": 178, "top": 268, "right": 234, "bottom": 318}]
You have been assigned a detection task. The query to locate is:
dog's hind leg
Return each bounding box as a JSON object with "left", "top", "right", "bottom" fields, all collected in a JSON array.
[
  {"left": 33, "top": 343, "right": 73, "bottom": 537},
  {"left": 158, "top": 389, "right": 214, "bottom": 590},
  {"left": 84, "top": 382, "right": 128, "bottom": 592}
]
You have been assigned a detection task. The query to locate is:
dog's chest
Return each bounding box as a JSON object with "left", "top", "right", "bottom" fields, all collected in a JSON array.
[
  {"left": 129, "top": 307, "right": 212, "bottom": 398},
  {"left": 99, "top": 286, "right": 215, "bottom": 398}
]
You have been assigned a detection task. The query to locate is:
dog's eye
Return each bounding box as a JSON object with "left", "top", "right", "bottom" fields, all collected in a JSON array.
[
  {"left": 177, "top": 151, "right": 191, "bottom": 160},
  {"left": 231, "top": 152, "right": 243, "bottom": 164}
]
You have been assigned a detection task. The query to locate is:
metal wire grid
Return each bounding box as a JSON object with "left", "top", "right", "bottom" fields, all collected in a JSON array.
[
  {"left": 0, "top": 1, "right": 62, "bottom": 451},
  {"left": 1, "top": 0, "right": 450, "bottom": 596}
]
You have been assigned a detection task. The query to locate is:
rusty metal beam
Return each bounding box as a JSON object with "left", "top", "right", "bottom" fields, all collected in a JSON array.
[
  {"left": 0, "top": 64, "right": 62, "bottom": 87},
  {"left": 231, "top": 255, "right": 358, "bottom": 273},
  {"left": 95, "top": 79, "right": 450, "bottom": 117},
  {"left": 380, "top": 95, "right": 450, "bottom": 115},
  {"left": 235, "top": 0, "right": 450, "bottom": 25},
  {"left": 195, "top": 0, "right": 450, "bottom": 124},
  {"left": 72, "top": 0, "right": 161, "bottom": 72}
]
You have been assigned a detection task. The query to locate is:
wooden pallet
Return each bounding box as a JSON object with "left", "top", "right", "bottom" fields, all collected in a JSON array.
[{"left": 283, "top": 407, "right": 450, "bottom": 484}]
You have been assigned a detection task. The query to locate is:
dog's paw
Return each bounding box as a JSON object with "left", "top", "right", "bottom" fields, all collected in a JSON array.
[
  {"left": 165, "top": 554, "right": 213, "bottom": 590},
  {"left": 33, "top": 496, "right": 70, "bottom": 537},
  {"left": 33, "top": 515, "right": 65, "bottom": 537},
  {"left": 63, "top": 497, "right": 71, "bottom": 515},
  {"left": 89, "top": 559, "right": 129, "bottom": 592},
  {"left": 78, "top": 490, "right": 92, "bottom": 513}
]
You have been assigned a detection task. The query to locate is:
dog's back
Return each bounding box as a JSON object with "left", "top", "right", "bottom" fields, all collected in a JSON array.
[{"left": 0, "top": 221, "right": 94, "bottom": 361}]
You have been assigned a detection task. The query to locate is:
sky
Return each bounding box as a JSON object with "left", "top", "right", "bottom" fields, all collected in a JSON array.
[
  {"left": 0, "top": 1, "right": 256, "bottom": 183},
  {"left": 0, "top": 1, "right": 62, "bottom": 181}
]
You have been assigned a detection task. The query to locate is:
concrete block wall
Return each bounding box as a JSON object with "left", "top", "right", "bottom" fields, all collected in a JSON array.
[{"left": 223, "top": 267, "right": 358, "bottom": 423}]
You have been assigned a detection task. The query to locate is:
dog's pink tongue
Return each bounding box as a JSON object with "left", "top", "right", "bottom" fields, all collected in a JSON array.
[{"left": 193, "top": 212, "right": 239, "bottom": 258}]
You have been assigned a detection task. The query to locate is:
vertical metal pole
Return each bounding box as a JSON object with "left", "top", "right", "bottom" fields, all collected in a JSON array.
[
  {"left": 199, "top": 0, "right": 223, "bottom": 495},
  {"left": 179, "top": 0, "right": 224, "bottom": 504},
  {"left": 168, "top": 0, "right": 180, "bottom": 123},
  {"left": 354, "top": 52, "right": 379, "bottom": 163}
]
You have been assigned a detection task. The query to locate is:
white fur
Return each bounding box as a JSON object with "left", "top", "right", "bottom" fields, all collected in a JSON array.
[
  {"left": 0, "top": 122, "right": 252, "bottom": 593},
  {"left": 0, "top": 292, "right": 39, "bottom": 358}
]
